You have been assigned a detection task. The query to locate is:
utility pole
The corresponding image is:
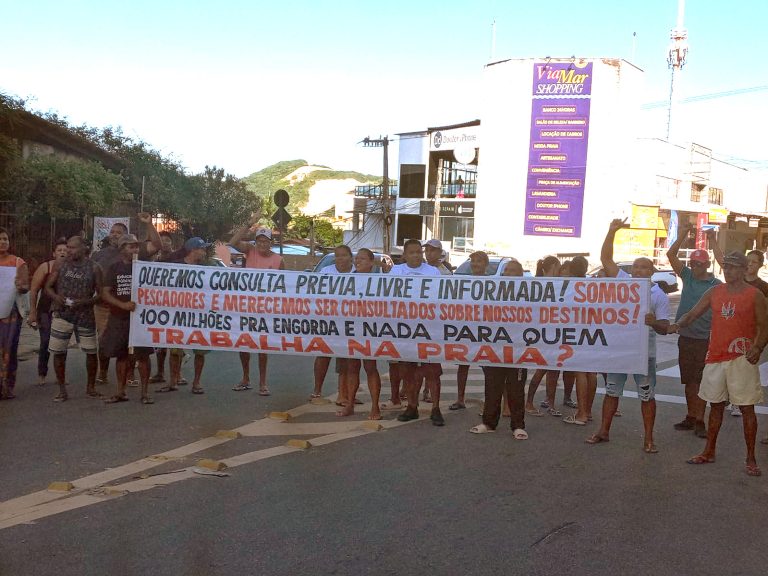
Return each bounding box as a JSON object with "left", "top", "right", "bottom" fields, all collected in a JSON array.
[
  {"left": 666, "top": 0, "right": 688, "bottom": 142},
  {"left": 433, "top": 158, "right": 444, "bottom": 239},
  {"left": 361, "top": 136, "right": 391, "bottom": 253}
]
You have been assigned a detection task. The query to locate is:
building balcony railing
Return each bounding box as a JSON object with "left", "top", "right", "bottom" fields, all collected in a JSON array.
[
  {"left": 435, "top": 183, "right": 476, "bottom": 199},
  {"left": 354, "top": 184, "right": 399, "bottom": 198}
]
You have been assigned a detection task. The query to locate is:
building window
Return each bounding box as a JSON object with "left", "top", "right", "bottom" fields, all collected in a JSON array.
[
  {"left": 690, "top": 183, "right": 705, "bottom": 202},
  {"left": 707, "top": 187, "right": 723, "bottom": 205},
  {"left": 399, "top": 164, "right": 426, "bottom": 199},
  {"left": 435, "top": 161, "right": 477, "bottom": 199}
]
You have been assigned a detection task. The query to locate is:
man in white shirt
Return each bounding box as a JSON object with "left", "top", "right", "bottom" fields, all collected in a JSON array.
[
  {"left": 390, "top": 239, "right": 444, "bottom": 425},
  {"left": 587, "top": 219, "right": 670, "bottom": 453}
]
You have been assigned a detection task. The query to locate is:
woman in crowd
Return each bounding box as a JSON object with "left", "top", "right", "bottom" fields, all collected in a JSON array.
[
  {"left": 470, "top": 258, "right": 528, "bottom": 438},
  {"left": 341, "top": 248, "right": 382, "bottom": 420},
  {"left": 312, "top": 245, "right": 354, "bottom": 402},
  {"left": 0, "top": 227, "right": 30, "bottom": 399},
  {"left": 525, "top": 255, "right": 563, "bottom": 417},
  {"left": 27, "top": 237, "right": 68, "bottom": 386},
  {"left": 562, "top": 256, "right": 598, "bottom": 425}
]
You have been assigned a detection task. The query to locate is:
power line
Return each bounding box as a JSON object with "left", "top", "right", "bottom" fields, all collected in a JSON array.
[{"left": 641, "top": 85, "right": 768, "bottom": 110}]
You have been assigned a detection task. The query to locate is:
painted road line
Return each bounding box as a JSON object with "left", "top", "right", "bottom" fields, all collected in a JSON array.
[{"left": 0, "top": 396, "right": 442, "bottom": 531}]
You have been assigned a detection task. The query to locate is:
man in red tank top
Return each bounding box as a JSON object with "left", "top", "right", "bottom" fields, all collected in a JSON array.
[
  {"left": 670, "top": 251, "right": 768, "bottom": 477},
  {"left": 229, "top": 214, "right": 284, "bottom": 395}
]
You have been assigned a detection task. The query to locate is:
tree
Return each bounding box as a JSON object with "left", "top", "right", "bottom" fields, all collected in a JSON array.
[
  {"left": 186, "top": 166, "right": 256, "bottom": 241},
  {"left": 2, "top": 155, "right": 128, "bottom": 218},
  {"left": 288, "top": 214, "right": 342, "bottom": 247}
]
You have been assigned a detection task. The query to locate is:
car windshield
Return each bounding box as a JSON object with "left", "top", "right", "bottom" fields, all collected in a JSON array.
[
  {"left": 313, "top": 253, "right": 391, "bottom": 273},
  {"left": 455, "top": 260, "right": 502, "bottom": 275}
]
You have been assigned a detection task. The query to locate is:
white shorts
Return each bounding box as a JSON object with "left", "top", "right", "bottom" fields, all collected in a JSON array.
[{"left": 699, "top": 356, "right": 763, "bottom": 406}]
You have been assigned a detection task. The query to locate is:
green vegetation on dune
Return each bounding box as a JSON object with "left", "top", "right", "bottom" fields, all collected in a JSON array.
[{"left": 243, "top": 160, "right": 380, "bottom": 212}]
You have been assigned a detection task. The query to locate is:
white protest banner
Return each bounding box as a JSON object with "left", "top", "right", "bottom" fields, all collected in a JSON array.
[
  {"left": 93, "top": 217, "right": 130, "bottom": 252},
  {"left": 129, "top": 261, "right": 651, "bottom": 373},
  {"left": 0, "top": 267, "right": 17, "bottom": 318}
]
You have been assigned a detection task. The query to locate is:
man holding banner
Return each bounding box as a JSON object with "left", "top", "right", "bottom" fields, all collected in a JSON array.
[
  {"left": 92, "top": 219, "right": 128, "bottom": 386},
  {"left": 391, "top": 239, "right": 444, "bottom": 426},
  {"left": 229, "top": 216, "right": 284, "bottom": 395},
  {"left": 100, "top": 234, "right": 155, "bottom": 404},
  {"left": 587, "top": 219, "right": 671, "bottom": 453}
]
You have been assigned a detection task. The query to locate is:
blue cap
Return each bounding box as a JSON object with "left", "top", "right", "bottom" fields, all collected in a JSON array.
[{"left": 184, "top": 237, "right": 211, "bottom": 251}]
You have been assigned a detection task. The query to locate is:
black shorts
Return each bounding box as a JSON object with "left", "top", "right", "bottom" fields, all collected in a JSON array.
[
  {"left": 678, "top": 335, "right": 709, "bottom": 385},
  {"left": 99, "top": 315, "right": 153, "bottom": 359}
]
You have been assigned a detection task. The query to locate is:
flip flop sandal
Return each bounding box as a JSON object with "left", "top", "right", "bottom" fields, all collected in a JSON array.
[
  {"left": 176, "top": 378, "right": 188, "bottom": 386},
  {"left": 686, "top": 455, "right": 715, "bottom": 465},
  {"left": 127, "top": 379, "right": 139, "bottom": 387},
  {"left": 232, "top": 383, "right": 251, "bottom": 391},
  {"left": 564, "top": 399, "right": 578, "bottom": 409},
  {"left": 449, "top": 402, "right": 466, "bottom": 411},
  {"left": 525, "top": 408, "right": 544, "bottom": 417},
  {"left": 149, "top": 375, "right": 166, "bottom": 384},
  {"left": 469, "top": 424, "right": 496, "bottom": 434},
  {"left": 104, "top": 395, "right": 129, "bottom": 404},
  {"left": 643, "top": 443, "right": 659, "bottom": 454},
  {"left": 191, "top": 387, "right": 205, "bottom": 394},
  {"left": 547, "top": 408, "right": 562, "bottom": 417},
  {"left": 141, "top": 396, "right": 155, "bottom": 404},
  {"left": 86, "top": 391, "right": 103, "bottom": 399},
  {"left": 157, "top": 385, "right": 179, "bottom": 393},
  {"left": 259, "top": 388, "right": 271, "bottom": 396},
  {"left": 539, "top": 400, "right": 550, "bottom": 409},
  {"left": 746, "top": 463, "right": 762, "bottom": 477},
  {"left": 513, "top": 428, "right": 529, "bottom": 440},
  {"left": 53, "top": 394, "right": 68, "bottom": 403},
  {"left": 586, "top": 434, "right": 609, "bottom": 444},
  {"left": 563, "top": 415, "right": 586, "bottom": 426}
]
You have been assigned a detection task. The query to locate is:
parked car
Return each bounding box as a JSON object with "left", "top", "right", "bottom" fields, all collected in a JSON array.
[
  {"left": 587, "top": 262, "right": 679, "bottom": 293},
  {"left": 310, "top": 252, "right": 399, "bottom": 273},
  {"left": 454, "top": 256, "right": 533, "bottom": 277}
]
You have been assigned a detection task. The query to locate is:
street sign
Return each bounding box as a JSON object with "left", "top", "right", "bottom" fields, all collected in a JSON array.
[
  {"left": 274, "top": 189, "right": 289, "bottom": 208},
  {"left": 272, "top": 208, "right": 292, "bottom": 230}
]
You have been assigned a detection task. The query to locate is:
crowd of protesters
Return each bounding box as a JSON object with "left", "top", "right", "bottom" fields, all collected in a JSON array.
[{"left": 1, "top": 214, "right": 767, "bottom": 477}]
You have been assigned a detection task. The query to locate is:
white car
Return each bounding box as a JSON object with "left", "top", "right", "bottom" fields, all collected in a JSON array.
[
  {"left": 454, "top": 256, "right": 533, "bottom": 277},
  {"left": 588, "top": 263, "right": 679, "bottom": 293}
]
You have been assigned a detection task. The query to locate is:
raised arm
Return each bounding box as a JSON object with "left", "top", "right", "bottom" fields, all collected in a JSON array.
[
  {"left": 230, "top": 212, "right": 261, "bottom": 253},
  {"left": 138, "top": 212, "right": 162, "bottom": 256},
  {"left": 705, "top": 228, "right": 725, "bottom": 268},
  {"left": 666, "top": 222, "right": 693, "bottom": 275},
  {"left": 600, "top": 218, "right": 628, "bottom": 278},
  {"left": 668, "top": 288, "right": 714, "bottom": 333}
]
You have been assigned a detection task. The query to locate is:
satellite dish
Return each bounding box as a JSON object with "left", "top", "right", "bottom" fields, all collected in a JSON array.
[{"left": 453, "top": 145, "right": 476, "bottom": 165}]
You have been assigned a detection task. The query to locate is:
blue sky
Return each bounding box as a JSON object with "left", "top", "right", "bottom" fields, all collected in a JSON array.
[{"left": 2, "top": 0, "right": 766, "bottom": 177}]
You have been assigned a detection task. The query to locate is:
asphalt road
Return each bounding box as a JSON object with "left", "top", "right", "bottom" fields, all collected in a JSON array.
[{"left": 2, "top": 295, "right": 768, "bottom": 576}]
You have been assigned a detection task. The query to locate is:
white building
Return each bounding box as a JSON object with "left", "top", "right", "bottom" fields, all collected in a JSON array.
[{"left": 346, "top": 57, "right": 768, "bottom": 264}]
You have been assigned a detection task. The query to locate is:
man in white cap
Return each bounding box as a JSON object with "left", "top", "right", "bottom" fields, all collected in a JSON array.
[
  {"left": 666, "top": 223, "right": 723, "bottom": 436},
  {"left": 230, "top": 214, "right": 285, "bottom": 395},
  {"left": 423, "top": 239, "right": 452, "bottom": 275}
]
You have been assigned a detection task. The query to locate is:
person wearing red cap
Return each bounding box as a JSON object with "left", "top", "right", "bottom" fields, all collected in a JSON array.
[{"left": 666, "top": 223, "right": 724, "bottom": 437}]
